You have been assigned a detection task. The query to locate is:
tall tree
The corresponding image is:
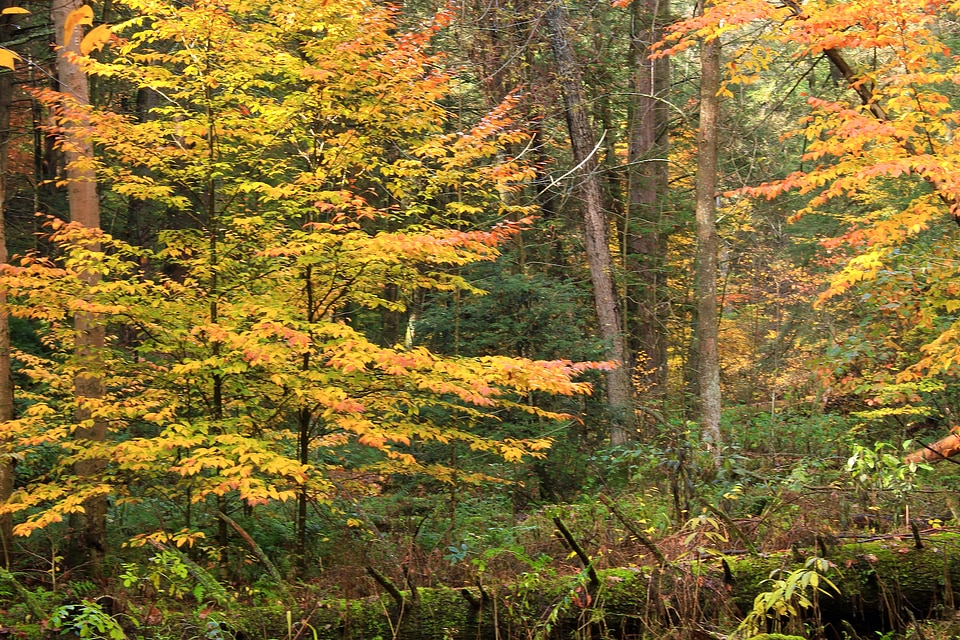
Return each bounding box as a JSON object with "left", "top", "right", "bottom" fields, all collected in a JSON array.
[
  {"left": 625, "top": 0, "right": 671, "bottom": 414},
  {"left": 0, "top": 0, "right": 17, "bottom": 568},
  {"left": 50, "top": 0, "right": 107, "bottom": 573},
  {"left": 545, "top": 0, "right": 635, "bottom": 445},
  {"left": 694, "top": 15, "right": 722, "bottom": 454}
]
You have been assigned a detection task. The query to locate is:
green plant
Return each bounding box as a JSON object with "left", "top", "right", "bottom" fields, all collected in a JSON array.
[
  {"left": 847, "top": 441, "right": 932, "bottom": 516},
  {"left": 738, "top": 557, "right": 840, "bottom": 638},
  {"left": 121, "top": 547, "right": 230, "bottom": 607},
  {"left": 49, "top": 600, "right": 128, "bottom": 640}
]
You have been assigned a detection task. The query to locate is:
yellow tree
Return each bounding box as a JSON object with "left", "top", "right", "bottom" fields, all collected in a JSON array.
[{"left": 0, "top": 0, "right": 603, "bottom": 562}]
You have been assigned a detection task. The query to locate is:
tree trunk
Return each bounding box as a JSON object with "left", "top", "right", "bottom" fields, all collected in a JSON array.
[
  {"left": 694, "top": 28, "right": 722, "bottom": 456},
  {"left": 905, "top": 426, "right": 960, "bottom": 464},
  {"left": 0, "top": 3, "right": 16, "bottom": 568},
  {"left": 51, "top": 0, "right": 107, "bottom": 575},
  {"left": 545, "top": 1, "right": 635, "bottom": 445},
  {"left": 625, "top": 0, "right": 670, "bottom": 421}
]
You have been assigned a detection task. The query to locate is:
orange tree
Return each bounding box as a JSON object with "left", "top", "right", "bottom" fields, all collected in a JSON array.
[
  {"left": 659, "top": 0, "right": 960, "bottom": 430},
  {"left": 0, "top": 0, "right": 602, "bottom": 566}
]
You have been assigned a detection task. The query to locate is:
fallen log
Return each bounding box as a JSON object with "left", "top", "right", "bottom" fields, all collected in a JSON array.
[
  {"left": 904, "top": 427, "right": 960, "bottom": 464},
  {"left": 261, "top": 532, "right": 960, "bottom": 640}
]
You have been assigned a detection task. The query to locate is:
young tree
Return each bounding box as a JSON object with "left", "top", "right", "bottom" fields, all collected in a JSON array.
[{"left": 0, "top": 0, "right": 602, "bottom": 558}]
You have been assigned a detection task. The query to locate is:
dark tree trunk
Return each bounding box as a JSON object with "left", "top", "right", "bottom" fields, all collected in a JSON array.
[
  {"left": 0, "top": 0, "right": 17, "bottom": 568},
  {"left": 625, "top": 0, "right": 670, "bottom": 420}
]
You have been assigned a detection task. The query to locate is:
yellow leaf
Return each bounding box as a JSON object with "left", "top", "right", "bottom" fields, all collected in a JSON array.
[
  {"left": 0, "top": 48, "right": 20, "bottom": 70},
  {"left": 64, "top": 5, "right": 94, "bottom": 42},
  {"left": 1, "top": 7, "right": 30, "bottom": 14},
  {"left": 80, "top": 23, "right": 111, "bottom": 55}
]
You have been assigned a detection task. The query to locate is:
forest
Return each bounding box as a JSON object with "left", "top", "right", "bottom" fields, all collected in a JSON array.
[{"left": 2, "top": 0, "right": 960, "bottom": 638}]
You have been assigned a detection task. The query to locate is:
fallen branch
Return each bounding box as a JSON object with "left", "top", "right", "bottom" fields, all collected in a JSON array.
[
  {"left": 599, "top": 494, "right": 667, "bottom": 567},
  {"left": 552, "top": 517, "right": 600, "bottom": 589}
]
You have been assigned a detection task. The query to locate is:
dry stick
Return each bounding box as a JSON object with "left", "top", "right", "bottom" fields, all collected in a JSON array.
[
  {"left": 217, "top": 512, "right": 281, "bottom": 582},
  {"left": 552, "top": 517, "right": 600, "bottom": 589},
  {"left": 598, "top": 494, "right": 667, "bottom": 567},
  {"left": 460, "top": 588, "right": 480, "bottom": 609},
  {"left": 366, "top": 566, "right": 405, "bottom": 608}
]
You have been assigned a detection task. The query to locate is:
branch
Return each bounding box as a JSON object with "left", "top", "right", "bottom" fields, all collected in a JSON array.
[
  {"left": 366, "top": 566, "right": 405, "bottom": 608},
  {"left": 553, "top": 516, "right": 600, "bottom": 590},
  {"left": 599, "top": 494, "right": 667, "bottom": 567}
]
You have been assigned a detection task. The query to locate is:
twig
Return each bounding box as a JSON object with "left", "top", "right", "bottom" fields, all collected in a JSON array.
[
  {"left": 700, "top": 502, "right": 758, "bottom": 555},
  {"left": 217, "top": 511, "right": 295, "bottom": 609},
  {"left": 599, "top": 494, "right": 667, "bottom": 567}
]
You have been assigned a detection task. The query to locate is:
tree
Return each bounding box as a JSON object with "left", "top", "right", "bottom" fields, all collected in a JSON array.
[
  {"left": 49, "top": 0, "right": 107, "bottom": 573},
  {"left": 657, "top": 0, "right": 960, "bottom": 434},
  {"left": 624, "top": 0, "right": 671, "bottom": 415},
  {"left": 0, "top": 0, "right": 19, "bottom": 568},
  {"left": 692, "top": 6, "right": 722, "bottom": 455},
  {"left": 545, "top": 0, "right": 635, "bottom": 445},
  {"left": 0, "top": 0, "right": 602, "bottom": 559}
]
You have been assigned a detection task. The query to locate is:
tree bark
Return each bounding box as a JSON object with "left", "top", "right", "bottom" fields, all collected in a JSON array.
[
  {"left": 545, "top": 1, "right": 635, "bottom": 444},
  {"left": 625, "top": 0, "right": 670, "bottom": 420},
  {"left": 51, "top": 0, "right": 107, "bottom": 575},
  {"left": 0, "top": 1, "right": 16, "bottom": 568},
  {"left": 905, "top": 426, "right": 960, "bottom": 464},
  {"left": 694, "top": 28, "right": 722, "bottom": 455}
]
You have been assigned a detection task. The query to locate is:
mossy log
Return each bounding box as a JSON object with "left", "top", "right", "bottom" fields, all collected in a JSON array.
[{"left": 295, "top": 533, "right": 960, "bottom": 640}]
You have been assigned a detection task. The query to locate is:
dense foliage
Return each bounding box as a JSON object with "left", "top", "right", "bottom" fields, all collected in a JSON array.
[{"left": 2, "top": 0, "right": 960, "bottom": 638}]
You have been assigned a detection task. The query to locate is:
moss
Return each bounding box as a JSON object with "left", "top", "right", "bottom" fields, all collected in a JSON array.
[
  {"left": 307, "top": 587, "right": 484, "bottom": 640},
  {"left": 727, "top": 532, "right": 960, "bottom": 629}
]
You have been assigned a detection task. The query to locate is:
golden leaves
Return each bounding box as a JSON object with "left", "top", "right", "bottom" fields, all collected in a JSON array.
[{"left": 63, "top": 4, "right": 94, "bottom": 42}]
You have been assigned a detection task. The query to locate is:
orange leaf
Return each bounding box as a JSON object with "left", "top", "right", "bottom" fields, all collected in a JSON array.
[
  {"left": 0, "top": 47, "right": 21, "bottom": 70},
  {"left": 80, "top": 23, "right": 112, "bottom": 54},
  {"left": 63, "top": 5, "right": 94, "bottom": 42}
]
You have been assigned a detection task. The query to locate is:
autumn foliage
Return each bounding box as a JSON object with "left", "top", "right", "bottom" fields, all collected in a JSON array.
[{"left": 0, "top": 0, "right": 601, "bottom": 541}]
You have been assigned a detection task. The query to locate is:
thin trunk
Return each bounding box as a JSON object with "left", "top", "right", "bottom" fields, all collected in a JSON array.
[
  {"left": 0, "top": 6, "right": 15, "bottom": 567},
  {"left": 625, "top": 0, "right": 670, "bottom": 419},
  {"left": 381, "top": 283, "right": 399, "bottom": 348},
  {"left": 695, "top": 29, "right": 722, "bottom": 456},
  {"left": 52, "top": 0, "right": 107, "bottom": 574},
  {"left": 545, "top": 1, "right": 634, "bottom": 444},
  {"left": 296, "top": 265, "right": 314, "bottom": 572}
]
